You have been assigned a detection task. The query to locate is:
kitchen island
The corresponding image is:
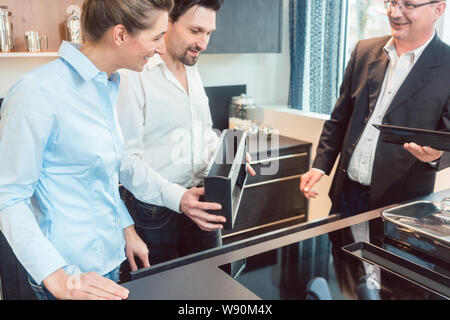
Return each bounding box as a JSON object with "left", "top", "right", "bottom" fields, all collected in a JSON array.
[{"left": 123, "top": 189, "right": 450, "bottom": 300}]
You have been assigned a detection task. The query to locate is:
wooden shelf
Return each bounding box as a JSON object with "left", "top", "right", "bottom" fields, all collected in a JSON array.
[
  {"left": 0, "top": 52, "right": 58, "bottom": 58},
  {"left": 1, "top": 0, "right": 84, "bottom": 52}
]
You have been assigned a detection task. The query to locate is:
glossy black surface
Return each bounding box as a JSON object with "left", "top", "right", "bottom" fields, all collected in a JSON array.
[
  {"left": 382, "top": 201, "right": 450, "bottom": 264},
  {"left": 123, "top": 190, "right": 450, "bottom": 300},
  {"left": 220, "top": 218, "right": 448, "bottom": 300},
  {"left": 129, "top": 214, "right": 340, "bottom": 281},
  {"left": 343, "top": 241, "right": 450, "bottom": 298}
]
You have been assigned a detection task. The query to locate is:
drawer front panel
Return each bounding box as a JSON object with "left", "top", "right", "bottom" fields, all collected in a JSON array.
[
  {"left": 227, "top": 175, "right": 306, "bottom": 234},
  {"left": 246, "top": 152, "right": 308, "bottom": 185}
]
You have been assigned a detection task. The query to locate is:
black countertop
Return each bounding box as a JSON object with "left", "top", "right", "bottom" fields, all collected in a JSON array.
[{"left": 122, "top": 189, "right": 450, "bottom": 300}]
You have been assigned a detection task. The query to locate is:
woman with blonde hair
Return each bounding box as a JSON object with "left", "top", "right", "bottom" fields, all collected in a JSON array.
[{"left": 0, "top": 0, "right": 173, "bottom": 300}]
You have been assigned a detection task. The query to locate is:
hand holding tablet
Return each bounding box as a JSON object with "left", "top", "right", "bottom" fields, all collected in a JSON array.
[{"left": 373, "top": 124, "right": 450, "bottom": 152}]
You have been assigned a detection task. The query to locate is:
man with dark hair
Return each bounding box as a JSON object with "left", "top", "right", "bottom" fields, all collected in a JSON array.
[
  {"left": 170, "top": 0, "right": 223, "bottom": 22},
  {"left": 117, "top": 0, "right": 229, "bottom": 267}
]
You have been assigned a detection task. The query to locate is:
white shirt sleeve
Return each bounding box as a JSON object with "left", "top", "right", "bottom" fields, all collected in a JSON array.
[
  {"left": 312, "top": 168, "right": 326, "bottom": 176},
  {"left": 117, "top": 71, "right": 187, "bottom": 213}
]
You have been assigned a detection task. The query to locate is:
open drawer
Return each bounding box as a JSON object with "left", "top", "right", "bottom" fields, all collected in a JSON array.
[{"left": 342, "top": 242, "right": 450, "bottom": 299}]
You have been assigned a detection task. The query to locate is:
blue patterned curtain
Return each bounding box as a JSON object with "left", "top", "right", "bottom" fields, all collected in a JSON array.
[{"left": 289, "top": 0, "right": 346, "bottom": 114}]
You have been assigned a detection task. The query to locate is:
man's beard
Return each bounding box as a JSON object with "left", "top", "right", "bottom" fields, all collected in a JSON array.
[{"left": 178, "top": 45, "right": 202, "bottom": 66}]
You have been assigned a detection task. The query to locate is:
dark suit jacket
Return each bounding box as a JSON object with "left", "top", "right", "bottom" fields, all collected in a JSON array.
[{"left": 313, "top": 34, "right": 450, "bottom": 208}]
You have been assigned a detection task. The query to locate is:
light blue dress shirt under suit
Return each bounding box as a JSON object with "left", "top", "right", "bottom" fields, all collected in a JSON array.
[{"left": 0, "top": 41, "right": 134, "bottom": 284}]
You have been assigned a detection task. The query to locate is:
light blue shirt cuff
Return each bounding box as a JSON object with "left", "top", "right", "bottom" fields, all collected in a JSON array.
[
  {"left": 0, "top": 202, "right": 67, "bottom": 285},
  {"left": 118, "top": 200, "right": 134, "bottom": 229}
]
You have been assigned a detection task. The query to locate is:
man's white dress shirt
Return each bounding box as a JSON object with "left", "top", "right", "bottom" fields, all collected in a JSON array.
[{"left": 117, "top": 54, "right": 219, "bottom": 213}]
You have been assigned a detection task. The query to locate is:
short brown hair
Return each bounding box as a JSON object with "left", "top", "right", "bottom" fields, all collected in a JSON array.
[
  {"left": 170, "top": 0, "right": 223, "bottom": 23},
  {"left": 81, "top": 0, "right": 174, "bottom": 42}
]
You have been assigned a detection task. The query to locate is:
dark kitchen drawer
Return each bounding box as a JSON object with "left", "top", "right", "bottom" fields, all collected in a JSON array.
[
  {"left": 248, "top": 135, "right": 311, "bottom": 161},
  {"left": 223, "top": 174, "right": 306, "bottom": 239},
  {"left": 246, "top": 152, "right": 308, "bottom": 185}
]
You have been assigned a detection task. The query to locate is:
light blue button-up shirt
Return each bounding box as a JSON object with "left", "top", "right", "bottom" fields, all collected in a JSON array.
[{"left": 0, "top": 41, "right": 134, "bottom": 284}]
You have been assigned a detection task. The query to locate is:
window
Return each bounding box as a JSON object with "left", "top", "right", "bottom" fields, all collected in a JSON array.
[
  {"left": 288, "top": 0, "right": 391, "bottom": 115},
  {"left": 345, "top": 0, "right": 391, "bottom": 64}
]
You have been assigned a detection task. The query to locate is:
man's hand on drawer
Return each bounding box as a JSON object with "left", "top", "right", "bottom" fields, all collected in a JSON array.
[
  {"left": 246, "top": 152, "right": 256, "bottom": 176},
  {"left": 299, "top": 169, "right": 324, "bottom": 199}
]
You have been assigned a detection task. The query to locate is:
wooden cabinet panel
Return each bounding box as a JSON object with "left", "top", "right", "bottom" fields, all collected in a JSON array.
[{"left": 1, "top": 0, "right": 84, "bottom": 52}]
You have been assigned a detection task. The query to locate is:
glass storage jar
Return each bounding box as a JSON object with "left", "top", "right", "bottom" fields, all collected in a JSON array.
[{"left": 228, "top": 94, "right": 259, "bottom": 134}]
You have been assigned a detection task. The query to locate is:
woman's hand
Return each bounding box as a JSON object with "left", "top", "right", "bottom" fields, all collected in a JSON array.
[
  {"left": 43, "top": 269, "right": 129, "bottom": 300},
  {"left": 124, "top": 225, "right": 150, "bottom": 271}
]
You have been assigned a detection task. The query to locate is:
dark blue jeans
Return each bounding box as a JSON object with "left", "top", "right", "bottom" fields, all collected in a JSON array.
[{"left": 127, "top": 194, "right": 222, "bottom": 266}]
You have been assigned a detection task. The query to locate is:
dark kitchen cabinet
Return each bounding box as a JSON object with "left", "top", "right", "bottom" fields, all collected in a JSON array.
[
  {"left": 222, "top": 135, "right": 311, "bottom": 244},
  {"left": 206, "top": 0, "right": 284, "bottom": 54}
]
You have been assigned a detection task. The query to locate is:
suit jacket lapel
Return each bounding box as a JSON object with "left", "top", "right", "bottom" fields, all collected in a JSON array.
[
  {"left": 367, "top": 53, "right": 389, "bottom": 115},
  {"left": 366, "top": 36, "right": 391, "bottom": 115},
  {"left": 385, "top": 34, "right": 442, "bottom": 117}
]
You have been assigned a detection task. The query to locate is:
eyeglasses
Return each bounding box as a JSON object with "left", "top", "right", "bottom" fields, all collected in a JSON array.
[{"left": 384, "top": 1, "right": 440, "bottom": 11}]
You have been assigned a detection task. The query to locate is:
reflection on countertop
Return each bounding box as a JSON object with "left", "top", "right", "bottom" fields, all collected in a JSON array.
[
  {"left": 225, "top": 223, "right": 448, "bottom": 300},
  {"left": 123, "top": 189, "right": 450, "bottom": 300}
]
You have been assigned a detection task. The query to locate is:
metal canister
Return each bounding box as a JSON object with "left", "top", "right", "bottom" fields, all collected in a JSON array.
[
  {"left": 66, "top": 12, "right": 82, "bottom": 44},
  {"left": 24, "top": 31, "right": 43, "bottom": 52},
  {"left": 0, "top": 6, "right": 14, "bottom": 52}
]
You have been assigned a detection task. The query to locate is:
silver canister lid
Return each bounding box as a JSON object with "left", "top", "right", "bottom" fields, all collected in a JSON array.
[
  {"left": 231, "top": 94, "right": 255, "bottom": 107},
  {"left": 0, "top": 6, "right": 10, "bottom": 15}
]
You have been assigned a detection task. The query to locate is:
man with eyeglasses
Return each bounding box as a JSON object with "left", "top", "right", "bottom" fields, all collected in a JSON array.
[{"left": 300, "top": 0, "right": 450, "bottom": 219}]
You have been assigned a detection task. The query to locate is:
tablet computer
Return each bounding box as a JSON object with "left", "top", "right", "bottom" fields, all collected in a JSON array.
[{"left": 373, "top": 124, "right": 450, "bottom": 151}]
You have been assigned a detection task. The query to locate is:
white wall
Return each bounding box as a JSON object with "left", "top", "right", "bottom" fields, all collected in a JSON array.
[{"left": 443, "top": 9, "right": 450, "bottom": 44}]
